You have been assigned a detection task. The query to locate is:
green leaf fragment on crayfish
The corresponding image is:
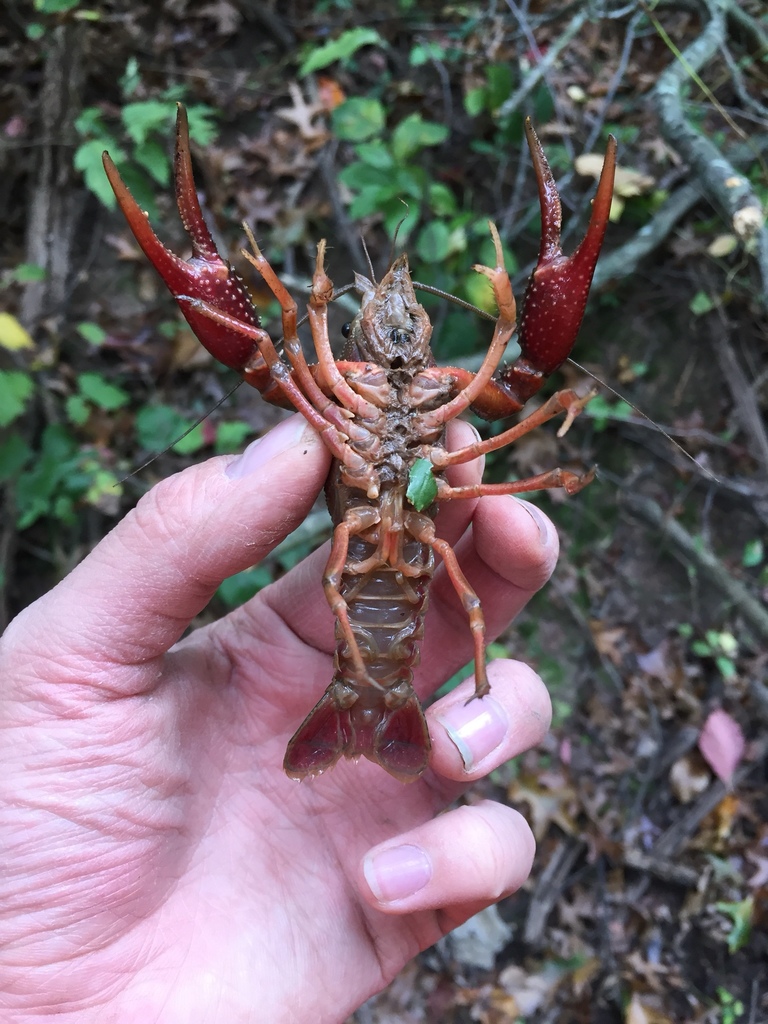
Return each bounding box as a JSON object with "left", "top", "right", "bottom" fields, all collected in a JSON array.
[{"left": 407, "top": 458, "right": 438, "bottom": 512}]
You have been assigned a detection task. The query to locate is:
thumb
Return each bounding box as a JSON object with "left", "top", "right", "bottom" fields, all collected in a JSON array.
[{"left": 4, "top": 415, "right": 329, "bottom": 690}]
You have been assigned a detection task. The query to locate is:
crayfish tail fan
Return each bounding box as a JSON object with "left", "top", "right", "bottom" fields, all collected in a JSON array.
[
  {"left": 284, "top": 689, "right": 431, "bottom": 783},
  {"left": 372, "top": 694, "right": 431, "bottom": 783},
  {"left": 283, "top": 691, "right": 345, "bottom": 779}
]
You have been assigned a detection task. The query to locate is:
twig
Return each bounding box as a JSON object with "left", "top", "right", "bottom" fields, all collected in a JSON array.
[
  {"left": 653, "top": 0, "right": 768, "bottom": 303},
  {"left": 622, "top": 849, "right": 699, "bottom": 887},
  {"left": 703, "top": 273, "right": 768, "bottom": 475},
  {"left": 591, "top": 181, "right": 702, "bottom": 289},
  {"left": 592, "top": 133, "right": 768, "bottom": 290},
  {"left": 497, "top": 5, "right": 589, "bottom": 123},
  {"left": 524, "top": 834, "right": 584, "bottom": 945},
  {"left": 622, "top": 493, "right": 768, "bottom": 645}
]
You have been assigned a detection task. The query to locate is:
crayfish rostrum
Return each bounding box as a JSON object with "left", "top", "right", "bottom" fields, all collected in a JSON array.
[{"left": 103, "top": 107, "right": 616, "bottom": 783}]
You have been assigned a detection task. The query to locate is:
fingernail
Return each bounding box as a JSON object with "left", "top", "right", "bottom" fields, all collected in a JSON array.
[
  {"left": 512, "top": 497, "right": 550, "bottom": 545},
  {"left": 226, "top": 415, "right": 314, "bottom": 479},
  {"left": 363, "top": 844, "right": 432, "bottom": 903},
  {"left": 437, "top": 695, "right": 509, "bottom": 770}
]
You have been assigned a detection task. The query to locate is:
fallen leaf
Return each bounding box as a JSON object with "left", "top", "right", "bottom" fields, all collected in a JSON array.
[
  {"left": 699, "top": 709, "right": 745, "bottom": 783},
  {"left": 707, "top": 234, "right": 738, "bottom": 258},
  {"left": 438, "top": 905, "right": 512, "bottom": 969},
  {"left": 0, "top": 312, "right": 34, "bottom": 351},
  {"left": 575, "top": 154, "right": 655, "bottom": 197},
  {"left": 316, "top": 75, "right": 346, "bottom": 111},
  {"left": 670, "top": 754, "right": 710, "bottom": 803}
]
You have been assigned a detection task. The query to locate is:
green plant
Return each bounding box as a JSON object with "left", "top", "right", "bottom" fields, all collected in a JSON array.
[
  {"left": 715, "top": 898, "right": 753, "bottom": 954},
  {"left": 298, "top": 27, "right": 384, "bottom": 76},
  {"left": 0, "top": 368, "right": 132, "bottom": 530},
  {"left": 716, "top": 985, "right": 745, "bottom": 1023},
  {"left": 331, "top": 97, "right": 519, "bottom": 344},
  {"left": 678, "top": 623, "right": 739, "bottom": 681},
  {"left": 74, "top": 80, "right": 217, "bottom": 213}
]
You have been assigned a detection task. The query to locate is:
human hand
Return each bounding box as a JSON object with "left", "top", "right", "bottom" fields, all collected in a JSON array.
[{"left": 0, "top": 414, "right": 556, "bottom": 1024}]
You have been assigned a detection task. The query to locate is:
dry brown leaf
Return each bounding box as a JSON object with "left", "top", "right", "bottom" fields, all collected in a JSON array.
[
  {"left": 498, "top": 964, "right": 563, "bottom": 1017},
  {"left": 575, "top": 154, "right": 655, "bottom": 197},
  {"left": 669, "top": 754, "right": 710, "bottom": 803},
  {"left": 590, "top": 620, "right": 628, "bottom": 665},
  {"left": 276, "top": 82, "right": 329, "bottom": 149},
  {"left": 507, "top": 776, "right": 578, "bottom": 839},
  {"left": 625, "top": 993, "right": 675, "bottom": 1024},
  {"left": 707, "top": 234, "right": 738, "bottom": 258}
]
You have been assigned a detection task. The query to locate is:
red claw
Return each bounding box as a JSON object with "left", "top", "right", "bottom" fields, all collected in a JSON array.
[
  {"left": 103, "top": 104, "right": 268, "bottom": 379},
  {"left": 496, "top": 119, "right": 617, "bottom": 408}
]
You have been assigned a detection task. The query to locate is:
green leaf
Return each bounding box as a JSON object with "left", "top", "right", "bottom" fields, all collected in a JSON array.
[
  {"left": 120, "top": 56, "right": 141, "bottom": 98},
  {"left": 217, "top": 566, "right": 273, "bottom": 607},
  {"left": 77, "top": 372, "right": 130, "bottom": 411},
  {"left": 35, "top": 0, "right": 80, "bottom": 11},
  {"left": 427, "top": 182, "right": 457, "bottom": 216},
  {"left": 338, "top": 162, "right": 391, "bottom": 191},
  {"left": 464, "top": 86, "right": 486, "bottom": 117},
  {"left": 65, "top": 394, "right": 90, "bottom": 425},
  {"left": 584, "top": 395, "right": 634, "bottom": 431},
  {"left": 485, "top": 63, "right": 514, "bottom": 111},
  {"left": 409, "top": 42, "right": 445, "bottom": 66},
  {"left": 299, "top": 27, "right": 383, "bottom": 76},
  {"left": 715, "top": 655, "right": 737, "bottom": 681},
  {"left": 121, "top": 100, "right": 173, "bottom": 147},
  {"left": 14, "top": 424, "right": 78, "bottom": 529},
  {"left": 11, "top": 263, "right": 46, "bottom": 283},
  {"left": 391, "top": 113, "right": 448, "bottom": 162},
  {"left": 75, "top": 139, "right": 125, "bottom": 208},
  {"left": 416, "top": 221, "right": 451, "bottom": 263},
  {"left": 382, "top": 200, "right": 420, "bottom": 240},
  {"left": 716, "top": 898, "right": 753, "bottom": 953},
  {"left": 353, "top": 141, "right": 394, "bottom": 169},
  {"left": 406, "top": 458, "right": 438, "bottom": 511},
  {"left": 77, "top": 321, "right": 107, "bottom": 346},
  {"left": 215, "top": 420, "right": 252, "bottom": 454},
  {"left": 690, "top": 291, "right": 716, "bottom": 316},
  {"left": 185, "top": 105, "right": 218, "bottom": 146},
  {"left": 133, "top": 139, "right": 171, "bottom": 186},
  {"left": 743, "top": 538, "right": 763, "bottom": 568},
  {"left": 135, "top": 404, "right": 194, "bottom": 452},
  {"left": 74, "top": 107, "right": 111, "bottom": 139},
  {"left": 332, "top": 98, "right": 385, "bottom": 142},
  {"left": 0, "top": 370, "right": 34, "bottom": 427},
  {"left": 172, "top": 423, "right": 205, "bottom": 455},
  {"left": 0, "top": 434, "right": 33, "bottom": 482}
]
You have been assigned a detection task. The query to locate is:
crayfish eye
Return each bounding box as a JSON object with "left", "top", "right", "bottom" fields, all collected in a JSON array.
[{"left": 341, "top": 322, "right": 351, "bottom": 338}]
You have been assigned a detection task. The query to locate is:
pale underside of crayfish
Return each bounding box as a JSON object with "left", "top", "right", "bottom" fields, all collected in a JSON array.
[{"left": 102, "top": 105, "right": 616, "bottom": 783}]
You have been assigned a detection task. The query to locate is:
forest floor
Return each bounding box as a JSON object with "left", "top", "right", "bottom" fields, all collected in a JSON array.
[{"left": 2, "top": 2, "right": 768, "bottom": 1021}]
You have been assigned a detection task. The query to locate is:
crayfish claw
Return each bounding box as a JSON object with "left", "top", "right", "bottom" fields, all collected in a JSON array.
[{"left": 104, "top": 104, "right": 266, "bottom": 376}]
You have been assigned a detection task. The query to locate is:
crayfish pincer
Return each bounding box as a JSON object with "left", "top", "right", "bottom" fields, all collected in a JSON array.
[{"left": 103, "top": 106, "right": 616, "bottom": 782}]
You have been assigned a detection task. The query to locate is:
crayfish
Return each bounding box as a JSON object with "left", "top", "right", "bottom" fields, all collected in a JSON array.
[{"left": 103, "top": 106, "right": 616, "bottom": 783}]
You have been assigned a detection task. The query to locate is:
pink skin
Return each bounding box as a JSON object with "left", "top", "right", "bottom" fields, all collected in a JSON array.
[{"left": 0, "top": 418, "right": 555, "bottom": 1024}]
